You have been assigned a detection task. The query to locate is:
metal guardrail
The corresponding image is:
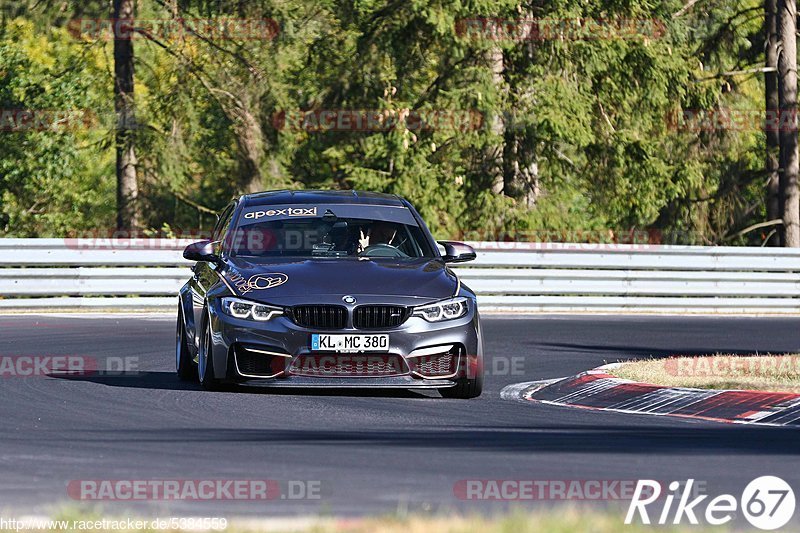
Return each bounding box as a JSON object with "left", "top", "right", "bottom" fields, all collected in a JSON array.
[{"left": 1, "top": 239, "right": 800, "bottom": 314}]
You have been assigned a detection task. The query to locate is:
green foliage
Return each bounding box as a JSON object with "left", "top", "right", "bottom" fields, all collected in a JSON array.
[
  {"left": 0, "top": 0, "right": 772, "bottom": 243},
  {"left": 0, "top": 18, "right": 114, "bottom": 236}
]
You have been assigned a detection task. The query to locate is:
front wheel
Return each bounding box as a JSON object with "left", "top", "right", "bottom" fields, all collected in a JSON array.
[
  {"left": 440, "top": 356, "right": 483, "bottom": 399},
  {"left": 440, "top": 375, "right": 483, "bottom": 399},
  {"left": 176, "top": 307, "right": 196, "bottom": 381},
  {"left": 198, "top": 314, "right": 224, "bottom": 391}
]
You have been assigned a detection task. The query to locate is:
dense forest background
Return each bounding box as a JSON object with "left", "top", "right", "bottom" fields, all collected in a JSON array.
[{"left": 0, "top": 0, "right": 783, "bottom": 244}]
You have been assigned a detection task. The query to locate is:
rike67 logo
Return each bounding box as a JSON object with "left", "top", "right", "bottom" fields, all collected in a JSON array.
[{"left": 626, "top": 476, "right": 796, "bottom": 530}]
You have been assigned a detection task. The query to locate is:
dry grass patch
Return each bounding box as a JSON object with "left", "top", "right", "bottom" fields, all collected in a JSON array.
[{"left": 607, "top": 354, "right": 800, "bottom": 393}]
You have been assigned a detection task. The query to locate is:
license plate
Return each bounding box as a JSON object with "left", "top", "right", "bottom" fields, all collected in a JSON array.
[{"left": 311, "top": 334, "right": 389, "bottom": 353}]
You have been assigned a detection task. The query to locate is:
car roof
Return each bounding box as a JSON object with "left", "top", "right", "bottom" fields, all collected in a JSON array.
[{"left": 241, "top": 190, "right": 406, "bottom": 208}]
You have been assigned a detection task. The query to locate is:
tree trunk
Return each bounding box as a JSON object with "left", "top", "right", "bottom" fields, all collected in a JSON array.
[
  {"left": 766, "top": 0, "right": 781, "bottom": 245},
  {"left": 487, "top": 46, "right": 505, "bottom": 195},
  {"left": 232, "top": 104, "right": 265, "bottom": 194},
  {"left": 114, "top": 0, "right": 140, "bottom": 233},
  {"left": 778, "top": 0, "right": 800, "bottom": 246},
  {"left": 502, "top": 131, "right": 539, "bottom": 207},
  {"left": 499, "top": 20, "right": 539, "bottom": 206}
]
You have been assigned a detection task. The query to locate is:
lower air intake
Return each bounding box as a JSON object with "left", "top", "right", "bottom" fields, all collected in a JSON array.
[
  {"left": 234, "top": 346, "right": 289, "bottom": 377},
  {"left": 289, "top": 354, "right": 408, "bottom": 377}
]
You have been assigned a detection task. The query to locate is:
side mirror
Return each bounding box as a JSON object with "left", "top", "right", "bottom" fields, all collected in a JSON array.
[
  {"left": 183, "top": 240, "right": 219, "bottom": 263},
  {"left": 438, "top": 241, "right": 476, "bottom": 264}
]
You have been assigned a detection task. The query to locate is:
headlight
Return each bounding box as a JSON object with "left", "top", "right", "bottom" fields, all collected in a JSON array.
[
  {"left": 412, "top": 297, "right": 469, "bottom": 322},
  {"left": 221, "top": 297, "right": 283, "bottom": 321}
]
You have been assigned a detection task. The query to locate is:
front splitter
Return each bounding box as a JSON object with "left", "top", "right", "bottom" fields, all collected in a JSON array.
[{"left": 239, "top": 376, "right": 456, "bottom": 389}]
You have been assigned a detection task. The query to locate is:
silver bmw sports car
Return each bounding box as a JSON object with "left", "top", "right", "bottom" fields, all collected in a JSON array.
[{"left": 176, "top": 190, "right": 483, "bottom": 398}]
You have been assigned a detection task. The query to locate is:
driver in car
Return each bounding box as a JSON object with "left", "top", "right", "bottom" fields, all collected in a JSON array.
[{"left": 359, "top": 221, "right": 399, "bottom": 253}]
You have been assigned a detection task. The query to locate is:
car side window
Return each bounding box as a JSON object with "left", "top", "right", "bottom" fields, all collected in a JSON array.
[
  {"left": 218, "top": 203, "right": 239, "bottom": 256},
  {"left": 212, "top": 203, "right": 236, "bottom": 242}
]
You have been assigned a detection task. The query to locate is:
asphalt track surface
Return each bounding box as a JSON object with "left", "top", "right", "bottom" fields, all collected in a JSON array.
[{"left": 0, "top": 314, "right": 799, "bottom": 518}]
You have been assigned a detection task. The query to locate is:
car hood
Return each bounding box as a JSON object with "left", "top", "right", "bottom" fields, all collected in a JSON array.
[{"left": 220, "top": 257, "right": 458, "bottom": 306}]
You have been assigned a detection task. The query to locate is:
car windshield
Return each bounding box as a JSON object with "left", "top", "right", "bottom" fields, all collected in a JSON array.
[{"left": 228, "top": 216, "right": 434, "bottom": 259}]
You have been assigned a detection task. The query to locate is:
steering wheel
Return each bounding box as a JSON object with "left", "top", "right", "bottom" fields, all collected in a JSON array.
[{"left": 359, "top": 243, "right": 408, "bottom": 258}]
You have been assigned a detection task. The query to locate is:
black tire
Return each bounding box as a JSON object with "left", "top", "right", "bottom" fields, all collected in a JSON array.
[
  {"left": 440, "top": 362, "right": 484, "bottom": 399},
  {"left": 175, "top": 307, "right": 196, "bottom": 381},
  {"left": 198, "top": 313, "right": 224, "bottom": 391}
]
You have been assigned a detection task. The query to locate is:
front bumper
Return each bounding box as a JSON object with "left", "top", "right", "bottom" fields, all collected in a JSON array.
[{"left": 206, "top": 298, "right": 482, "bottom": 387}]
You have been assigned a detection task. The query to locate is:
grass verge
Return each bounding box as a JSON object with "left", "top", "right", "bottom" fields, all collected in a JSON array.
[{"left": 607, "top": 354, "right": 800, "bottom": 393}]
